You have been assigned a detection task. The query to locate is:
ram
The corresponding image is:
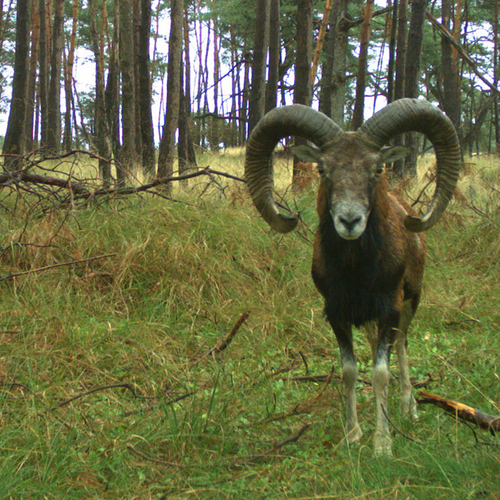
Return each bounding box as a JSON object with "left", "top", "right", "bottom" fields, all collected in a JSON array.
[{"left": 245, "top": 98, "right": 461, "bottom": 456}]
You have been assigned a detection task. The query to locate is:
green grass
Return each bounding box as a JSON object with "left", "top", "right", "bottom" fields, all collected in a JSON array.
[{"left": 0, "top": 152, "right": 499, "bottom": 499}]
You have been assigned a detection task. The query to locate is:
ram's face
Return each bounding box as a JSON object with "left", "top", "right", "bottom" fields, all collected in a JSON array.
[{"left": 292, "top": 135, "right": 409, "bottom": 240}]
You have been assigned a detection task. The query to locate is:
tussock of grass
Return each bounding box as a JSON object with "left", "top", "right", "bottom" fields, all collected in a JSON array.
[{"left": 0, "top": 153, "right": 499, "bottom": 498}]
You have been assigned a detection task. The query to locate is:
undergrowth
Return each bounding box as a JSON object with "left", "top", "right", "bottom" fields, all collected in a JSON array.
[{"left": 0, "top": 151, "right": 499, "bottom": 499}]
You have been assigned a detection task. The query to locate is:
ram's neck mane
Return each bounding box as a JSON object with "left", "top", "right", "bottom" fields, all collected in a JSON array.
[{"left": 317, "top": 195, "right": 397, "bottom": 328}]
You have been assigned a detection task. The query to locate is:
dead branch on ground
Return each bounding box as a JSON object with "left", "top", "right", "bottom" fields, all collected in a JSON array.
[
  {"left": 0, "top": 253, "right": 116, "bottom": 282},
  {"left": 418, "top": 390, "right": 500, "bottom": 434},
  {"left": 232, "top": 424, "right": 311, "bottom": 467}
]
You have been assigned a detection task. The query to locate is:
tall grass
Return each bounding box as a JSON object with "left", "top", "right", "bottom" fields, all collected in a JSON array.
[{"left": 0, "top": 151, "right": 499, "bottom": 499}]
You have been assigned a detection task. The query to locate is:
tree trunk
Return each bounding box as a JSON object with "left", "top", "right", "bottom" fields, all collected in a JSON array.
[
  {"left": 402, "top": 0, "right": 428, "bottom": 175},
  {"left": 310, "top": 0, "right": 333, "bottom": 89},
  {"left": 39, "top": 0, "right": 49, "bottom": 149},
  {"left": 157, "top": 0, "right": 183, "bottom": 188},
  {"left": 138, "top": 0, "right": 156, "bottom": 179},
  {"left": 25, "top": 0, "right": 40, "bottom": 151},
  {"left": 494, "top": 0, "right": 499, "bottom": 149},
  {"left": 133, "top": 0, "right": 142, "bottom": 167},
  {"left": 441, "top": 0, "right": 461, "bottom": 131},
  {"left": 178, "top": 6, "right": 197, "bottom": 173},
  {"left": 63, "top": 0, "right": 79, "bottom": 152},
  {"left": 330, "top": 0, "right": 350, "bottom": 125},
  {"left": 352, "top": 0, "right": 374, "bottom": 130},
  {"left": 265, "top": 0, "right": 280, "bottom": 113},
  {"left": 318, "top": 0, "right": 341, "bottom": 117},
  {"left": 240, "top": 47, "right": 250, "bottom": 144},
  {"left": 294, "top": 0, "right": 313, "bottom": 107},
  {"left": 386, "top": 0, "right": 398, "bottom": 103},
  {"left": 89, "top": 0, "right": 112, "bottom": 186},
  {"left": 105, "top": 0, "right": 120, "bottom": 160},
  {"left": 248, "top": 0, "right": 270, "bottom": 134},
  {"left": 293, "top": 0, "right": 313, "bottom": 189},
  {"left": 3, "top": 0, "right": 31, "bottom": 171},
  {"left": 46, "top": 0, "right": 64, "bottom": 153},
  {"left": 47, "top": 0, "right": 64, "bottom": 153},
  {"left": 119, "top": 0, "right": 137, "bottom": 186},
  {"left": 393, "top": 0, "right": 408, "bottom": 101},
  {"left": 391, "top": 0, "right": 408, "bottom": 175}
]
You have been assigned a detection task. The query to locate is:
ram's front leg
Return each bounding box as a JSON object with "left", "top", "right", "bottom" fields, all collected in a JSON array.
[
  {"left": 333, "top": 323, "right": 363, "bottom": 445},
  {"left": 372, "top": 314, "right": 399, "bottom": 457}
]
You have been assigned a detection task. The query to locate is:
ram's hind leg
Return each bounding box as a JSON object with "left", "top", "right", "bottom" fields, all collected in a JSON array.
[{"left": 396, "top": 299, "right": 418, "bottom": 420}]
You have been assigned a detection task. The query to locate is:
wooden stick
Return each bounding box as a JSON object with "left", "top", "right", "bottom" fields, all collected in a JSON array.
[
  {"left": 0, "top": 253, "right": 116, "bottom": 282},
  {"left": 208, "top": 311, "right": 250, "bottom": 357},
  {"left": 233, "top": 424, "right": 311, "bottom": 466},
  {"left": 418, "top": 391, "right": 500, "bottom": 433}
]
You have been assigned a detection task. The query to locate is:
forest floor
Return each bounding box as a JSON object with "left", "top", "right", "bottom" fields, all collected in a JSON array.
[{"left": 1, "top": 150, "right": 500, "bottom": 499}]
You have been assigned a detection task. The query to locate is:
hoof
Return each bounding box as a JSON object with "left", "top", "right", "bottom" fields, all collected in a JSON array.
[
  {"left": 373, "top": 433, "right": 392, "bottom": 457},
  {"left": 401, "top": 395, "right": 418, "bottom": 421},
  {"left": 346, "top": 425, "right": 363, "bottom": 445}
]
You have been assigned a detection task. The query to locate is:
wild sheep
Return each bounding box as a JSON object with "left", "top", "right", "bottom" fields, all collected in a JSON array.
[{"left": 245, "top": 98, "right": 462, "bottom": 456}]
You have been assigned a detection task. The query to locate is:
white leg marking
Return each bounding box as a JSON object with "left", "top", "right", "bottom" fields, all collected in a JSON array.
[
  {"left": 396, "top": 301, "right": 418, "bottom": 420},
  {"left": 372, "top": 361, "right": 392, "bottom": 457},
  {"left": 342, "top": 360, "right": 363, "bottom": 444}
]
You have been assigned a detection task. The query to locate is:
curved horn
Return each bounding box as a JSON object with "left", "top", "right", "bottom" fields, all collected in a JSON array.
[
  {"left": 245, "top": 104, "right": 343, "bottom": 233},
  {"left": 357, "top": 98, "right": 462, "bottom": 232}
]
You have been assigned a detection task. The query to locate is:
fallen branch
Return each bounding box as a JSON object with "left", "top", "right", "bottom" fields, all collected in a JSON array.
[
  {"left": 233, "top": 424, "right": 311, "bottom": 467},
  {"left": 51, "top": 383, "right": 138, "bottom": 410},
  {"left": 418, "top": 391, "right": 500, "bottom": 434},
  {"left": 0, "top": 253, "right": 116, "bottom": 283},
  {"left": 381, "top": 404, "right": 423, "bottom": 445},
  {"left": 208, "top": 311, "right": 250, "bottom": 357},
  {"left": 127, "top": 445, "right": 184, "bottom": 468},
  {"left": 0, "top": 165, "right": 246, "bottom": 201}
]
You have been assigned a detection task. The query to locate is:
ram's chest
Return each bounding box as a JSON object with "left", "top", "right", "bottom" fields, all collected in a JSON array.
[{"left": 312, "top": 218, "right": 405, "bottom": 327}]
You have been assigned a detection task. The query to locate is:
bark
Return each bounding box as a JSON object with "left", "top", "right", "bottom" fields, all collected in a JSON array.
[
  {"left": 404, "top": 0, "right": 428, "bottom": 98},
  {"left": 133, "top": 0, "right": 142, "bottom": 165},
  {"left": 402, "top": 0, "right": 429, "bottom": 175},
  {"left": 386, "top": 0, "right": 398, "bottom": 103},
  {"left": 393, "top": 0, "right": 408, "bottom": 101},
  {"left": 178, "top": 6, "right": 197, "bottom": 174},
  {"left": 318, "top": 0, "right": 341, "bottom": 117},
  {"left": 63, "top": 0, "right": 79, "bottom": 152},
  {"left": 494, "top": 0, "right": 499, "bottom": 148},
  {"left": 248, "top": 0, "right": 270, "bottom": 134},
  {"left": 138, "top": 0, "right": 156, "bottom": 178},
  {"left": 3, "top": 0, "right": 31, "bottom": 171},
  {"left": 293, "top": 0, "right": 313, "bottom": 189},
  {"left": 157, "top": 0, "right": 183, "bottom": 187},
  {"left": 105, "top": 0, "right": 120, "bottom": 159},
  {"left": 39, "top": 0, "right": 48, "bottom": 149},
  {"left": 265, "top": 0, "right": 280, "bottom": 113},
  {"left": 294, "top": 0, "right": 313, "bottom": 106},
  {"left": 119, "top": 0, "right": 137, "bottom": 186},
  {"left": 240, "top": 47, "right": 250, "bottom": 144},
  {"left": 330, "top": 0, "right": 350, "bottom": 125},
  {"left": 45, "top": 0, "right": 64, "bottom": 153},
  {"left": 418, "top": 391, "right": 500, "bottom": 433},
  {"left": 89, "top": 0, "right": 112, "bottom": 186},
  {"left": 441, "top": 0, "right": 461, "bottom": 131},
  {"left": 352, "top": 0, "right": 374, "bottom": 130},
  {"left": 310, "top": 0, "right": 333, "bottom": 88},
  {"left": 26, "top": 0, "right": 40, "bottom": 151}
]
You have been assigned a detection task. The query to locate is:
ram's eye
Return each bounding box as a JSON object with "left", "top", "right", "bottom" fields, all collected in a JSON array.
[
  {"left": 375, "top": 166, "right": 384, "bottom": 175},
  {"left": 317, "top": 165, "right": 325, "bottom": 176}
]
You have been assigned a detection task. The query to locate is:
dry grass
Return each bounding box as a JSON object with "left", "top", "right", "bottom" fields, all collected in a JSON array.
[{"left": 0, "top": 151, "right": 499, "bottom": 498}]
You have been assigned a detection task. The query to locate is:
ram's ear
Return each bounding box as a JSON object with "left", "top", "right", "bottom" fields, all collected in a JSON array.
[
  {"left": 290, "top": 144, "right": 323, "bottom": 163},
  {"left": 381, "top": 145, "right": 411, "bottom": 163}
]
